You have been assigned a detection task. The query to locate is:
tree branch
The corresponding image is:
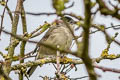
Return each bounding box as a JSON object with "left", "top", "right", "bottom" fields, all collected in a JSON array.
[
  {"left": 81, "top": 0, "right": 97, "bottom": 80},
  {"left": 4, "top": 0, "right": 23, "bottom": 75}
]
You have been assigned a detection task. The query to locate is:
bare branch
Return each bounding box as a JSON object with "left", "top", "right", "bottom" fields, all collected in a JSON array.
[
  {"left": 0, "top": 0, "right": 9, "bottom": 38},
  {"left": 94, "top": 64, "right": 120, "bottom": 73}
]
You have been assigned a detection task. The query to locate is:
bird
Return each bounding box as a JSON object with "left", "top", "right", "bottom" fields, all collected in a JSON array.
[{"left": 27, "top": 16, "right": 76, "bottom": 77}]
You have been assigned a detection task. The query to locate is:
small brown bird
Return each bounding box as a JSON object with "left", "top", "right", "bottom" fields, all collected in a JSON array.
[{"left": 27, "top": 16, "right": 75, "bottom": 77}]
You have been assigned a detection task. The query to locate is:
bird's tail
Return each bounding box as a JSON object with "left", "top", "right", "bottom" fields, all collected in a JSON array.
[{"left": 27, "top": 66, "right": 37, "bottom": 77}]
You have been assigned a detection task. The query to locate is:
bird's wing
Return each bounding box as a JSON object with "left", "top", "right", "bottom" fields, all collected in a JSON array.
[
  {"left": 32, "top": 24, "right": 58, "bottom": 54},
  {"left": 41, "top": 25, "right": 57, "bottom": 42}
]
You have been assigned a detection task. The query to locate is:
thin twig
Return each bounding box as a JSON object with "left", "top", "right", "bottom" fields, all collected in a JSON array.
[
  {"left": 76, "top": 24, "right": 120, "bottom": 39},
  {"left": 12, "top": 11, "right": 84, "bottom": 20},
  {"left": 30, "top": 25, "right": 42, "bottom": 37},
  {"left": 65, "top": 1, "right": 74, "bottom": 9},
  {"left": 13, "top": 11, "right": 56, "bottom": 16},
  {"left": 111, "top": 23, "right": 120, "bottom": 30},
  {"left": 92, "top": 25, "right": 120, "bottom": 46},
  {"left": 56, "top": 45, "right": 60, "bottom": 75},
  {"left": 94, "top": 64, "right": 120, "bottom": 73},
  {"left": 70, "top": 76, "right": 89, "bottom": 80},
  {"left": 52, "top": 63, "right": 57, "bottom": 70},
  {"left": 0, "top": 0, "right": 9, "bottom": 38}
]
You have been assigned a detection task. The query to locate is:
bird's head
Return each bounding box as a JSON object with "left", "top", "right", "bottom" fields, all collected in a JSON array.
[
  {"left": 54, "top": 16, "right": 76, "bottom": 30},
  {"left": 62, "top": 16, "right": 76, "bottom": 30},
  {"left": 63, "top": 16, "right": 76, "bottom": 24}
]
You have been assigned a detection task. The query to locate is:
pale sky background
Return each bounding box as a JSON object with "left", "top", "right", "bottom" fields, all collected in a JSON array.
[{"left": 0, "top": 0, "right": 120, "bottom": 80}]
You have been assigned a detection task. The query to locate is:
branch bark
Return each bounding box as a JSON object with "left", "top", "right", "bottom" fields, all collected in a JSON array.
[
  {"left": 3, "top": 0, "right": 24, "bottom": 75},
  {"left": 81, "top": 0, "right": 97, "bottom": 80}
]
